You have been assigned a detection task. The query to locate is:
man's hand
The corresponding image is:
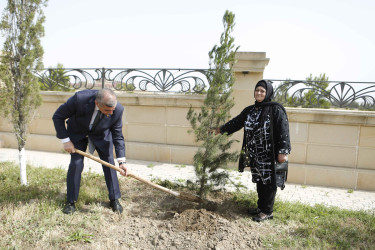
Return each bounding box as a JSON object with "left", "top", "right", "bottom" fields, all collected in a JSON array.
[
  {"left": 63, "top": 141, "right": 76, "bottom": 153},
  {"left": 119, "top": 162, "right": 128, "bottom": 176},
  {"left": 277, "top": 154, "right": 288, "bottom": 163}
]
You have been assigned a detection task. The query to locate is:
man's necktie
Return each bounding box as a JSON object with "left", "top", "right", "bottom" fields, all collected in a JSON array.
[
  {"left": 88, "top": 111, "right": 102, "bottom": 154},
  {"left": 90, "top": 111, "right": 102, "bottom": 131}
]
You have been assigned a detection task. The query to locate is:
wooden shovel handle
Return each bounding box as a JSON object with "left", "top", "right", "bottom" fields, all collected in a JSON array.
[
  {"left": 74, "top": 149, "right": 179, "bottom": 197},
  {"left": 75, "top": 149, "right": 122, "bottom": 171}
]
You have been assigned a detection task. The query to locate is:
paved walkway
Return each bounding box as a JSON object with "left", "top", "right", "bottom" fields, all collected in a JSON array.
[{"left": 1, "top": 148, "right": 374, "bottom": 213}]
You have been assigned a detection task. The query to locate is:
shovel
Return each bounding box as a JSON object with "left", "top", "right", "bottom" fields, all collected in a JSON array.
[{"left": 74, "top": 149, "right": 203, "bottom": 203}]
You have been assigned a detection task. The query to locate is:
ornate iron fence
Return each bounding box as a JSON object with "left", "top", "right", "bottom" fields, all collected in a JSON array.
[
  {"left": 34, "top": 67, "right": 375, "bottom": 109},
  {"left": 35, "top": 68, "right": 209, "bottom": 93},
  {"left": 269, "top": 79, "right": 375, "bottom": 110}
]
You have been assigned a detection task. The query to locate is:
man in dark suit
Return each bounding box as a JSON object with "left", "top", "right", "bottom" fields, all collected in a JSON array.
[{"left": 52, "top": 88, "right": 128, "bottom": 214}]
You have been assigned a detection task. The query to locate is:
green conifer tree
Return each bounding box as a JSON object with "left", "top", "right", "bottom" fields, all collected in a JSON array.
[
  {"left": 0, "top": 0, "right": 48, "bottom": 185},
  {"left": 303, "top": 73, "right": 331, "bottom": 108},
  {"left": 39, "top": 63, "right": 71, "bottom": 91},
  {"left": 186, "top": 10, "right": 239, "bottom": 198}
]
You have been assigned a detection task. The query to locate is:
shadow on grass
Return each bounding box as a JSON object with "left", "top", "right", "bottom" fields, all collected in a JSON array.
[
  {"left": 0, "top": 162, "right": 65, "bottom": 205},
  {"left": 0, "top": 162, "right": 109, "bottom": 209}
]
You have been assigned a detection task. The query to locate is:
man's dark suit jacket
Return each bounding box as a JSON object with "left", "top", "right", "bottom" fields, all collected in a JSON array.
[{"left": 52, "top": 89, "right": 125, "bottom": 158}]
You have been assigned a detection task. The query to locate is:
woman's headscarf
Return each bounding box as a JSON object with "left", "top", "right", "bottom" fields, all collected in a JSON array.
[
  {"left": 253, "top": 80, "right": 287, "bottom": 124},
  {"left": 254, "top": 80, "right": 274, "bottom": 106}
]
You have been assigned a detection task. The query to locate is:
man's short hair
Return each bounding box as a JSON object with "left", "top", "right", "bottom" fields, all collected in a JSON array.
[{"left": 96, "top": 88, "right": 117, "bottom": 107}]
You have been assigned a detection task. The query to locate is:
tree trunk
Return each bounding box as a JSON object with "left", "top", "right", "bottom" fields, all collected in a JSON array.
[{"left": 19, "top": 147, "right": 27, "bottom": 185}]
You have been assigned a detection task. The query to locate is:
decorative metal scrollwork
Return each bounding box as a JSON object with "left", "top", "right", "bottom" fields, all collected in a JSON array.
[
  {"left": 272, "top": 80, "right": 375, "bottom": 109},
  {"left": 35, "top": 68, "right": 208, "bottom": 93},
  {"left": 35, "top": 68, "right": 98, "bottom": 90},
  {"left": 109, "top": 69, "right": 208, "bottom": 93}
]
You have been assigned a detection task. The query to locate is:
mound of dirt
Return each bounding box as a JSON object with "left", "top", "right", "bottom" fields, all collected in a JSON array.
[
  {"left": 66, "top": 179, "right": 266, "bottom": 249},
  {"left": 171, "top": 209, "right": 219, "bottom": 233},
  {"left": 150, "top": 208, "right": 263, "bottom": 249}
]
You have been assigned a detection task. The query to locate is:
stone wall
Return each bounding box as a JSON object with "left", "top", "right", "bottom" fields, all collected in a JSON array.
[
  {"left": 286, "top": 108, "right": 375, "bottom": 191},
  {"left": 1, "top": 52, "right": 374, "bottom": 191}
]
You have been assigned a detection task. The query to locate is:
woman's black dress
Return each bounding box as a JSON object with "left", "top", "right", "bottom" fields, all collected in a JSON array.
[{"left": 220, "top": 104, "right": 291, "bottom": 188}]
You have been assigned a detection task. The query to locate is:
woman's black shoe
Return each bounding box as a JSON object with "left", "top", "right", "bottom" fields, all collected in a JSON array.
[
  {"left": 252, "top": 212, "right": 273, "bottom": 222},
  {"left": 247, "top": 207, "right": 261, "bottom": 215},
  {"left": 63, "top": 202, "right": 76, "bottom": 214}
]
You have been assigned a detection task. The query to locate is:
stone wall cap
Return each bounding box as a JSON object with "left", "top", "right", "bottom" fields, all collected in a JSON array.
[
  {"left": 235, "top": 51, "right": 267, "bottom": 59},
  {"left": 233, "top": 66, "right": 269, "bottom": 73},
  {"left": 234, "top": 51, "right": 270, "bottom": 73},
  {"left": 286, "top": 107, "right": 375, "bottom": 117}
]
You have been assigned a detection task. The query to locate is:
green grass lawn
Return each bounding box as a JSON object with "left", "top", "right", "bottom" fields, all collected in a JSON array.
[
  {"left": 1, "top": 162, "right": 374, "bottom": 249},
  {"left": 233, "top": 191, "right": 375, "bottom": 249}
]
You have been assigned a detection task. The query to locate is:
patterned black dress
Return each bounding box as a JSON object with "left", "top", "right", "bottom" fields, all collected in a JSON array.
[{"left": 220, "top": 104, "right": 291, "bottom": 187}]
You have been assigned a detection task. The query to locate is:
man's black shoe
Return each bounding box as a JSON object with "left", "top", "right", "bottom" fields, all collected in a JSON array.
[
  {"left": 110, "top": 199, "right": 123, "bottom": 214},
  {"left": 247, "top": 207, "right": 261, "bottom": 215},
  {"left": 63, "top": 202, "right": 76, "bottom": 214}
]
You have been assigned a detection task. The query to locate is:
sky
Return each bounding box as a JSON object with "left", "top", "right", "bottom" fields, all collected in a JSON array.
[{"left": 0, "top": 0, "right": 374, "bottom": 82}]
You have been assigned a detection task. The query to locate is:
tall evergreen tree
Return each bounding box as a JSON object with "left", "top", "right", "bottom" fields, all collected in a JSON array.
[
  {"left": 0, "top": 0, "right": 48, "bottom": 185},
  {"left": 187, "top": 10, "right": 239, "bottom": 198}
]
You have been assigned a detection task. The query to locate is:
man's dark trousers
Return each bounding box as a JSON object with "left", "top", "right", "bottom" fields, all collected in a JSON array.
[{"left": 66, "top": 137, "right": 121, "bottom": 203}]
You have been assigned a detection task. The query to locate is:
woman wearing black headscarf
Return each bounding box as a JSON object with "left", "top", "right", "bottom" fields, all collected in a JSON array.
[{"left": 214, "top": 80, "right": 291, "bottom": 222}]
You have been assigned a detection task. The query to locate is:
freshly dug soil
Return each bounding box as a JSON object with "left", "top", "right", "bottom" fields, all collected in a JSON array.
[{"left": 75, "top": 178, "right": 268, "bottom": 249}]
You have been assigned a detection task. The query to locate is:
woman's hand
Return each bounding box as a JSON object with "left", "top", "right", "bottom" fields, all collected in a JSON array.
[
  {"left": 277, "top": 154, "right": 288, "bottom": 163},
  {"left": 210, "top": 127, "right": 221, "bottom": 135}
]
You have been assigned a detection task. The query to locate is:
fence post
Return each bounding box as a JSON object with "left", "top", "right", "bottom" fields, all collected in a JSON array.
[
  {"left": 232, "top": 52, "right": 270, "bottom": 114},
  {"left": 101, "top": 67, "right": 105, "bottom": 89}
]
